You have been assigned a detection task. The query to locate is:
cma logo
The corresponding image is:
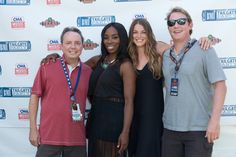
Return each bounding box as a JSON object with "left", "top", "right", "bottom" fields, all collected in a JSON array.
[
  {"left": 47, "top": 39, "right": 61, "bottom": 51},
  {"left": 134, "top": 14, "right": 146, "bottom": 19},
  {"left": 11, "top": 17, "right": 25, "bottom": 29},
  {"left": 16, "top": 64, "right": 27, "bottom": 68},
  {"left": 15, "top": 63, "right": 28, "bottom": 75},
  {"left": 12, "top": 17, "right": 24, "bottom": 22},
  {"left": 49, "top": 40, "right": 60, "bottom": 44},
  {"left": 19, "top": 109, "right": 29, "bottom": 114},
  {"left": 18, "top": 108, "right": 29, "bottom": 120}
]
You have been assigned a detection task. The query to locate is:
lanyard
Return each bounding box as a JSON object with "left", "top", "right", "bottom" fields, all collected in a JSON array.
[
  {"left": 169, "top": 39, "right": 197, "bottom": 77},
  {"left": 60, "top": 57, "right": 82, "bottom": 102}
]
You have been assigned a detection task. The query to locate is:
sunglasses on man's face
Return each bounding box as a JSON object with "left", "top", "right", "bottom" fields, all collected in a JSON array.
[{"left": 167, "top": 18, "right": 188, "bottom": 27}]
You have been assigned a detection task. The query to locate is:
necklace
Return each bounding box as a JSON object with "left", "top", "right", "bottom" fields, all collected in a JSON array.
[{"left": 101, "top": 57, "right": 116, "bottom": 69}]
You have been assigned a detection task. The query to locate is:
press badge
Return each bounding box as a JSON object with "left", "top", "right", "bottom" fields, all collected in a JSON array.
[
  {"left": 170, "top": 78, "right": 179, "bottom": 96},
  {"left": 71, "top": 103, "right": 83, "bottom": 122}
]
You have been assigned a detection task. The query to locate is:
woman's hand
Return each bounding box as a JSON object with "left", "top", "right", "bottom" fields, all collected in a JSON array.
[{"left": 117, "top": 131, "right": 129, "bottom": 154}]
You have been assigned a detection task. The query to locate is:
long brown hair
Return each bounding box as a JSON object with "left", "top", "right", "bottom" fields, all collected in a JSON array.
[{"left": 128, "top": 18, "right": 162, "bottom": 79}]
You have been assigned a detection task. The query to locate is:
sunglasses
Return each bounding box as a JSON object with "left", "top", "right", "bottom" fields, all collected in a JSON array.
[{"left": 167, "top": 18, "right": 188, "bottom": 27}]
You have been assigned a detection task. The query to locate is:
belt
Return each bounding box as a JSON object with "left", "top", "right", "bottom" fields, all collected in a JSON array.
[{"left": 94, "top": 96, "right": 124, "bottom": 103}]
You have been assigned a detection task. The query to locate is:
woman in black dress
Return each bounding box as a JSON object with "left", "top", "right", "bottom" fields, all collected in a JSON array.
[
  {"left": 127, "top": 18, "right": 169, "bottom": 157},
  {"left": 86, "top": 22, "right": 136, "bottom": 157}
]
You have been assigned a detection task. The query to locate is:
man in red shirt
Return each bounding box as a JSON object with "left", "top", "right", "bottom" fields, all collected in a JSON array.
[{"left": 28, "top": 27, "right": 92, "bottom": 157}]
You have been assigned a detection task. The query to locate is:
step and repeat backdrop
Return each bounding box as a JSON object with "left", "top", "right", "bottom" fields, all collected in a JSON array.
[{"left": 0, "top": 0, "right": 236, "bottom": 156}]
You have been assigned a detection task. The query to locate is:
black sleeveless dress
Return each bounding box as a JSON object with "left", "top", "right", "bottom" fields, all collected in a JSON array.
[
  {"left": 128, "top": 64, "right": 164, "bottom": 157},
  {"left": 86, "top": 60, "right": 127, "bottom": 157}
]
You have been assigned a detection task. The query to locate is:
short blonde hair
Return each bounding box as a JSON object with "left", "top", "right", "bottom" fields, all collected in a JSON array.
[{"left": 166, "top": 7, "right": 193, "bottom": 35}]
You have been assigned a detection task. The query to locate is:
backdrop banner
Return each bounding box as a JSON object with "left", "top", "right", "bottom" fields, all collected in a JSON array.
[{"left": 0, "top": 0, "right": 236, "bottom": 157}]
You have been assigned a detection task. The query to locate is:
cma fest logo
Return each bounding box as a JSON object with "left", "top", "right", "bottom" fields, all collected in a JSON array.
[
  {"left": 0, "top": 0, "right": 30, "bottom": 5},
  {"left": 40, "top": 17, "right": 60, "bottom": 27},
  {"left": 15, "top": 63, "right": 29, "bottom": 75},
  {"left": 18, "top": 108, "right": 29, "bottom": 120},
  {"left": 202, "top": 8, "right": 236, "bottom": 21},
  {"left": 77, "top": 16, "right": 115, "bottom": 27},
  {"left": 219, "top": 57, "right": 236, "bottom": 69},
  {"left": 46, "top": 0, "right": 61, "bottom": 5},
  {"left": 79, "top": 0, "right": 96, "bottom": 3},
  {"left": 47, "top": 39, "right": 61, "bottom": 51},
  {"left": 11, "top": 17, "right": 25, "bottom": 29},
  {"left": 222, "top": 105, "right": 236, "bottom": 116},
  {"left": 0, "top": 87, "right": 31, "bottom": 97}
]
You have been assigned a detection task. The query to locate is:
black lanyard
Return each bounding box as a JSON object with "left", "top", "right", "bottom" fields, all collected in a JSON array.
[
  {"left": 169, "top": 39, "right": 197, "bottom": 77},
  {"left": 60, "top": 57, "right": 82, "bottom": 102}
]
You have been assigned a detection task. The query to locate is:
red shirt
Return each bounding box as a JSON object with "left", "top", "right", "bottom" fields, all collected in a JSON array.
[{"left": 31, "top": 58, "right": 92, "bottom": 146}]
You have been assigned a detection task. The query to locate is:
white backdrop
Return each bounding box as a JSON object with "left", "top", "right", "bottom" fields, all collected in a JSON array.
[{"left": 0, "top": 0, "right": 236, "bottom": 157}]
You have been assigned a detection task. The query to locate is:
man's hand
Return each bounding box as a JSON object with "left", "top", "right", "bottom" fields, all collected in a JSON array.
[
  {"left": 40, "top": 53, "right": 60, "bottom": 65},
  {"left": 29, "top": 127, "right": 40, "bottom": 147},
  {"left": 205, "top": 120, "right": 220, "bottom": 143},
  {"left": 198, "top": 35, "right": 221, "bottom": 50}
]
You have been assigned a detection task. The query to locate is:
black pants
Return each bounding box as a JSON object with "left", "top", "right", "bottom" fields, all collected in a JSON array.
[
  {"left": 162, "top": 129, "right": 213, "bottom": 157},
  {"left": 36, "top": 144, "right": 86, "bottom": 157}
]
